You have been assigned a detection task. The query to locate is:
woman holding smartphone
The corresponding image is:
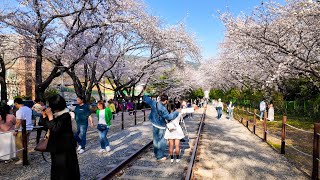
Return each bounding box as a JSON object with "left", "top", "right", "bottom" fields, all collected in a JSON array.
[{"left": 45, "top": 95, "right": 80, "bottom": 179}]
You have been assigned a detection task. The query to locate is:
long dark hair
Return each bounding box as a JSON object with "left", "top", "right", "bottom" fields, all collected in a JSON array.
[{"left": 0, "top": 105, "right": 11, "bottom": 123}]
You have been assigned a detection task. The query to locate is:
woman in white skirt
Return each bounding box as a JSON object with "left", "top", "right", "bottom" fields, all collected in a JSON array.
[
  {"left": 268, "top": 103, "right": 274, "bottom": 121},
  {"left": 164, "top": 113, "right": 184, "bottom": 163},
  {"left": 0, "top": 105, "right": 16, "bottom": 161}
]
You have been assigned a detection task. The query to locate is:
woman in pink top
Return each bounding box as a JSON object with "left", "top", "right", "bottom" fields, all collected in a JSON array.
[
  {"left": 0, "top": 105, "right": 16, "bottom": 132},
  {"left": 0, "top": 105, "right": 16, "bottom": 161}
]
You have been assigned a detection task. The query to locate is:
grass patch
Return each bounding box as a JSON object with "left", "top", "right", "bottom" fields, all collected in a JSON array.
[{"left": 267, "top": 140, "right": 281, "bottom": 151}]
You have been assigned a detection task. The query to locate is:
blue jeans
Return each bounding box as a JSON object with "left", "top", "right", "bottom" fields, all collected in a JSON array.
[
  {"left": 152, "top": 126, "right": 167, "bottom": 159},
  {"left": 216, "top": 107, "right": 222, "bottom": 119},
  {"left": 228, "top": 110, "right": 233, "bottom": 119},
  {"left": 98, "top": 127, "right": 110, "bottom": 149},
  {"left": 74, "top": 124, "right": 88, "bottom": 149},
  {"left": 260, "top": 110, "right": 265, "bottom": 120}
]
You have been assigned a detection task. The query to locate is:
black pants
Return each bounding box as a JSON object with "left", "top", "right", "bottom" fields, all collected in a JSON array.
[{"left": 50, "top": 151, "right": 80, "bottom": 180}]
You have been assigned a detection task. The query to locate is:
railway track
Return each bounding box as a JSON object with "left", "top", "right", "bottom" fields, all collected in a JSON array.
[{"left": 96, "top": 108, "right": 207, "bottom": 180}]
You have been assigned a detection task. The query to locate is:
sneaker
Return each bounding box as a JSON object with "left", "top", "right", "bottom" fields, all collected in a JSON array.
[
  {"left": 98, "top": 149, "right": 105, "bottom": 153},
  {"left": 77, "top": 146, "right": 82, "bottom": 151},
  {"left": 157, "top": 157, "right": 167, "bottom": 161},
  {"left": 170, "top": 158, "right": 174, "bottom": 163},
  {"left": 78, "top": 149, "right": 85, "bottom": 154},
  {"left": 176, "top": 158, "right": 180, "bottom": 163},
  {"left": 15, "top": 160, "right": 23, "bottom": 165},
  {"left": 105, "top": 146, "right": 111, "bottom": 152}
]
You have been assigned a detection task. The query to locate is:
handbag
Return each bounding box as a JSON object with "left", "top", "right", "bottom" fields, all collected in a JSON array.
[
  {"left": 156, "top": 103, "right": 176, "bottom": 132},
  {"left": 34, "top": 130, "right": 50, "bottom": 152},
  {"left": 165, "top": 121, "right": 176, "bottom": 131},
  {"left": 97, "top": 124, "right": 108, "bottom": 131}
]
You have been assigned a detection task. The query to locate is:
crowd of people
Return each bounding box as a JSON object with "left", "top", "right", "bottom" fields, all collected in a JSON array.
[
  {"left": 211, "top": 98, "right": 274, "bottom": 121},
  {"left": 0, "top": 93, "right": 206, "bottom": 179}
]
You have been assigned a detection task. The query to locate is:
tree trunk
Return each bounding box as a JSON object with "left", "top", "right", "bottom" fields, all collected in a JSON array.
[
  {"left": 0, "top": 56, "right": 7, "bottom": 102},
  {"left": 96, "top": 83, "right": 103, "bottom": 101},
  {"left": 35, "top": 35, "right": 44, "bottom": 101},
  {"left": 68, "top": 68, "right": 85, "bottom": 98}
]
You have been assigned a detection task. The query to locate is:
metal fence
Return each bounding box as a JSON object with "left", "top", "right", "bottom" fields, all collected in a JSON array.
[{"left": 235, "top": 100, "right": 320, "bottom": 119}]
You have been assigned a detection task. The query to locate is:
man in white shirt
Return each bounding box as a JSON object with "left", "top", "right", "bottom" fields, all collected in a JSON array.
[
  {"left": 13, "top": 98, "right": 33, "bottom": 164},
  {"left": 259, "top": 99, "right": 266, "bottom": 121}
]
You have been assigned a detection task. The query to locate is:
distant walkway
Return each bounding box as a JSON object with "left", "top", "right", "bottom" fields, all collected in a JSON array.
[{"left": 194, "top": 105, "right": 308, "bottom": 179}]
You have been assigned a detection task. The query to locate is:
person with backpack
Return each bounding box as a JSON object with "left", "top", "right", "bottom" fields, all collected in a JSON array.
[
  {"left": 143, "top": 93, "right": 179, "bottom": 161},
  {"left": 96, "top": 100, "right": 112, "bottom": 153}
]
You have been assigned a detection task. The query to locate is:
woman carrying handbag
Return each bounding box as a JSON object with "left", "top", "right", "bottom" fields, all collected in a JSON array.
[
  {"left": 96, "top": 100, "right": 112, "bottom": 153},
  {"left": 44, "top": 95, "right": 80, "bottom": 180},
  {"left": 164, "top": 113, "right": 185, "bottom": 163}
]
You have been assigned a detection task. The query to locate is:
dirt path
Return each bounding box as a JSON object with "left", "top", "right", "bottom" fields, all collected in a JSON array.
[{"left": 193, "top": 105, "right": 308, "bottom": 180}]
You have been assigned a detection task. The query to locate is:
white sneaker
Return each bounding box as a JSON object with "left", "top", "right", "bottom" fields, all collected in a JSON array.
[
  {"left": 15, "top": 160, "right": 23, "bottom": 165},
  {"left": 78, "top": 149, "right": 85, "bottom": 154},
  {"left": 77, "top": 146, "right": 82, "bottom": 151},
  {"left": 170, "top": 158, "right": 174, "bottom": 163},
  {"left": 105, "top": 146, "right": 111, "bottom": 152},
  {"left": 98, "top": 149, "right": 105, "bottom": 153},
  {"left": 176, "top": 159, "right": 180, "bottom": 163}
]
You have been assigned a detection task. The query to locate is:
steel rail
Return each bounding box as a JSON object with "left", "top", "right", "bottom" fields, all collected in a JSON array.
[
  {"left": 96, "top": 109, "right": 206, "bottom": 180},
  {"left": 97, "top": 140, "right": 153, "bottom": 180},
  {"left": 185, "top": 108, "right": 206, "bottom": 180}
]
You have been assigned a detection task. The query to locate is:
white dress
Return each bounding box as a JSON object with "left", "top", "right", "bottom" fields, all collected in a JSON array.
[
  {"left": 164, "top": 114, "right": 185, "bottom": 140},
  {"left": 268, "top": 107, "right": 274, "bottom": 121}
]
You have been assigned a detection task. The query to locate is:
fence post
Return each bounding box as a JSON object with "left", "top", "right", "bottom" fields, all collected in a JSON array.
[
  {"left": 241, "top": 106, "right": 244, "bottom": 123},
  {"left": 121, "top": 110, "right": 124, "bottom": 130},
  {"left": 134, "top": 103, "right": 137, "bottom": 125},
  {"left": 253, "top": 109, "right": 256, "bottom": 134},
  {"left": 281, "top": 116, "right": 287, "bottom": 154},
  {"left": 143, "top": 105, "right": 146, "bottom": 122},
  {"left": 312, "top": 123, "right": 320, "bottom": 180},
  {"left": 263, "top": 111, "right": 267, "bottom": 141},
  {"left": 21, "top": 119, "right": 29, "bottom": 166},
  {"left": 246, "top": 107, "right": 249, "bottom": 128}
]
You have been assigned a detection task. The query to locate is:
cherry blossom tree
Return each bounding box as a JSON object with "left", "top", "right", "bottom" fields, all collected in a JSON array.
[
  {"left": 0, "top": 0, "right": 151, "bottom": 100},
  {"left": 205, "top": 0, "right": 320, "bottom": 95},
  {"left": 0, "top": 34, "right": 23, "bottom": 102}
]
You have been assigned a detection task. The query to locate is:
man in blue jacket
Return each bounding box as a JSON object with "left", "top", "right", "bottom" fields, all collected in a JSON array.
[{"left": 143, "top": 94, "right": 179, "bottom": 161}]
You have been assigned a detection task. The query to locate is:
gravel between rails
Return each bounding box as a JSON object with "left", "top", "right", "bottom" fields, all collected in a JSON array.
[
  {"left": 114, "top": 110, "right": 205, "bottom": 180},
  {"left": 0, "top": 111, "right": 152, "bottom": 180},
  {"left": 193, "top": 105, "right": 309, "bottom": 180}
]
